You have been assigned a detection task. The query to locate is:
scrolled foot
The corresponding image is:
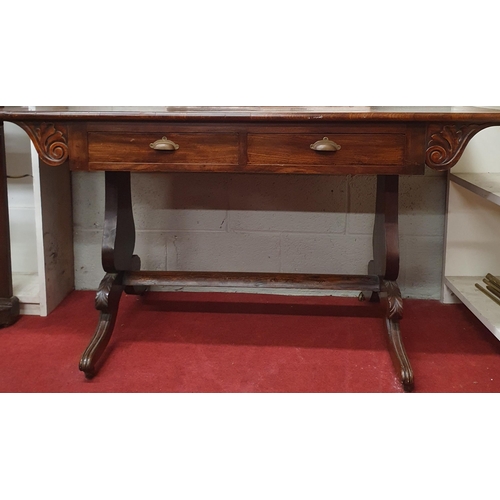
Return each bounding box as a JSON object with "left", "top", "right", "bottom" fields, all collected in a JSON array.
[
  {"left": 79, "top": 312, "right": 117, "bottom": 377},
  {"left": 124, "top": 285, "right": 148, "bottom": 296},
  {"left": 79, "top": 273, "right": 123, "bottom": 378},
  {"left": 380, "top": 280, "right": 414, "bottom": 392},
  {"left": 386, "top": 318, "right": 414, "bottom": 392},
  {"left": 358, "top": 291, "right": 380, "bottom": 302}
]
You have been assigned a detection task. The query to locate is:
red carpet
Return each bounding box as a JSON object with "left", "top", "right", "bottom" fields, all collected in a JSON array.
[{"left": 0, "top": 291, "right": 499, "bottom": 392}]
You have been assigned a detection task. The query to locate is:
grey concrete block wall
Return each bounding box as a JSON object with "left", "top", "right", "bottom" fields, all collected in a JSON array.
[{"left": 72, "top": 169, "right": 446, "bottom": 298}]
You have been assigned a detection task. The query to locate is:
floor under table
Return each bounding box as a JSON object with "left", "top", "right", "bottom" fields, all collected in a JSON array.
[{"left": 0, "top": 290, "right": 499, "bottom": 393}]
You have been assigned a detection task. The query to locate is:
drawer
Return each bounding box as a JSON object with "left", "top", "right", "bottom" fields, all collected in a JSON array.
[
  {"left": 247, "top": 133, "right": 406, "bottom": 168},
  {"left": 87, "top": 132, "right": 239, "bottom": 169}
]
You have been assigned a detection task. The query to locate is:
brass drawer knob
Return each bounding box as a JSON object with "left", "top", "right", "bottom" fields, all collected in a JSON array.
[
  {"left": 150, "top": 137, "right": 179, "bottom": 151},
  {"left": 310, "top": 137, "right": 341, "bottom": 151}
]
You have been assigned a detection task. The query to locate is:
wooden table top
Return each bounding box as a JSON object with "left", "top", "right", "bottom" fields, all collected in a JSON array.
[{"left": 1, "top": 106, "right": 500, "bottom": 123}]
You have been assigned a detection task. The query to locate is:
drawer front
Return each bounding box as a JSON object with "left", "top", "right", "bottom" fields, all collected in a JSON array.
[
  {"left": 247, "top": 133, "right": 406, "bottom": 168},
  {"left": 69, "top": 124, "right": 423, "bottom": 174},
  {"left": 88, "top": 132, "right": 239, "bottom": 168}
]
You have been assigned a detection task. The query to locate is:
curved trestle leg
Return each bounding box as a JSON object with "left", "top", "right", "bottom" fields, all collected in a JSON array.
[
  {"left": 79, "top": 273, "right": 124, "bottom": 378},
  {"left": 80, "top": 171, "right": 147, "bottom": 377},
  {"left": 366, "top": 176, "right": 414, "bottom": 391}
]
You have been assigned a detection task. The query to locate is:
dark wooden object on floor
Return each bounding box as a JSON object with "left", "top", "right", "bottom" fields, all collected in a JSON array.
[
  {"left": 0, "top": 123, "right": 19, "bottom": 327},
  {"left": 3, "top": 107, "right": 500, "bottom": 391}
]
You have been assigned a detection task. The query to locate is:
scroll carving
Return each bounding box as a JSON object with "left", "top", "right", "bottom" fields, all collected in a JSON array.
[
  {"left": 381, "top": 280, "right": 403, "bottom": 320},
  {"left": 18, "top": 122, "right": 69, "bottom": 166},
  {"left": 426, "top": 123, "right": 490, "bottom": 171},
  {"left": 95, "top": 273, "right": 119, "bottom": 311}
]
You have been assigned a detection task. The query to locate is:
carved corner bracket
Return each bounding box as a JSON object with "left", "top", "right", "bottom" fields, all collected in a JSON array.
[
  {"left": 425, "top": 123, "right": 492, "bottom": 171},
  {"left": 18, "top": 121, "right": 69, "bottom": 166}
]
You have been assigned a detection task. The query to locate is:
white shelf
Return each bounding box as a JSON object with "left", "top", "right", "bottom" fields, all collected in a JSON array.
[
  {"left": 442, "top": 128, "right": 500, "bottom": 344},
  {"left": 444, "top": 276, "right": 500, "bottom": 341},
  {"left": 12, "top": 272, "right": 41, "bottom": 315},
  {"left": 450, "top": 173, "right": 500, "bottom": 205}
]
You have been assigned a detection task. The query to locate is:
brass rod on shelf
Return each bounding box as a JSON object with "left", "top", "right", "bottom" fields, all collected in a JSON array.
[
  {"left": 483, "top": 276, "right": 500, "bottom": 297},
  {"left": 486, "top": 285, "right": 500, "bottom": 299},
  {"left": 475, "top": 283, "right": 500, "bottom": 306},
  {"left": 485, "top": 273, "right": 500, "bottom": 288}
]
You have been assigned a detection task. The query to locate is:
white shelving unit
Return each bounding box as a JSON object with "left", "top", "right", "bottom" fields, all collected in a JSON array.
[
  {"left": 5, "top": 121, "right": 74, "bottom": 316},
  {"left": 5, "top": 122, "right": 40, "bottom": 314},
  {"left": 442, "top": 127, "right": 500, "bottom": 341}
]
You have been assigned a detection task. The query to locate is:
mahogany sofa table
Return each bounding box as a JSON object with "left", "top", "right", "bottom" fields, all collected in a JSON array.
[{"left": 2, "top": 106, "right": 500, "bottom": 392}]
